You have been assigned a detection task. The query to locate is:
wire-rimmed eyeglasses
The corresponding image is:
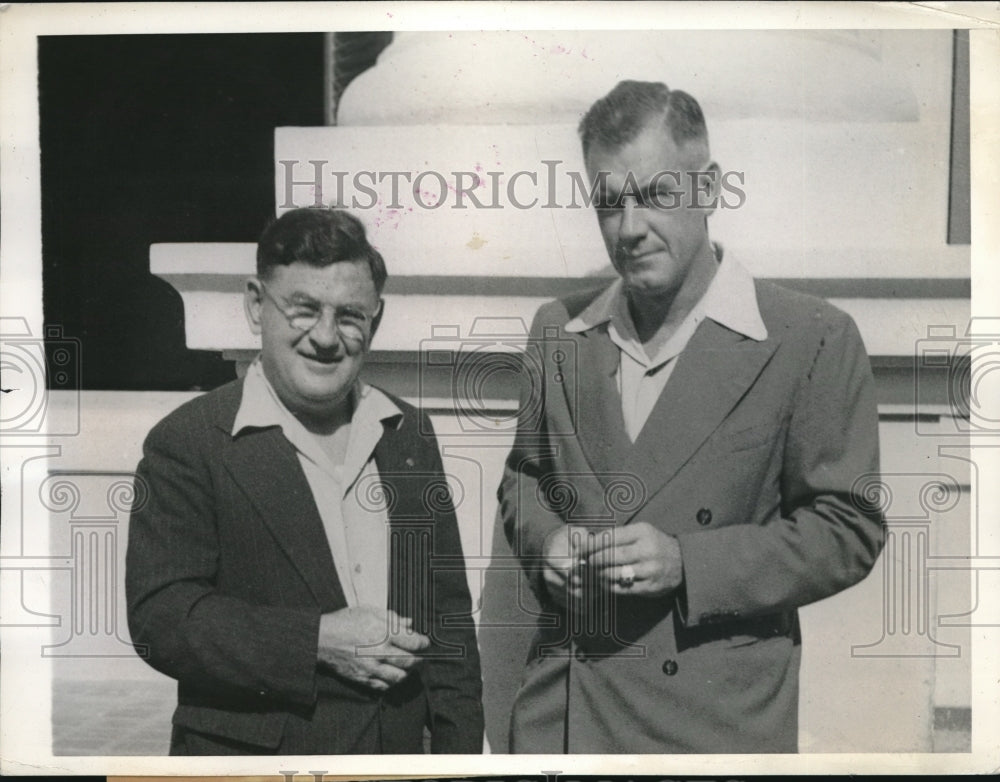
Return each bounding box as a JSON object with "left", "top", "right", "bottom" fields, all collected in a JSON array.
[{"left": 258, "top": 281, "right": 381, "bottom": 345}]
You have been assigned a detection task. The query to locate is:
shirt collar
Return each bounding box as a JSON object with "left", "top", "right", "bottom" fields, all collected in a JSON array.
[
  {"left": 341, "top": 381, "right": 404, "bottom": 493},
  {"left": 564, "top": 277, "right": 621, "bottom": 334},
  {"left": 231, "top": 358, "right": 285, "bottom": 436},
  {"left": 699, "top": 252, "right": 769, "bottom": 342},
  {"left": 565, "top": 250, "right": 768, "bottom": 343}
]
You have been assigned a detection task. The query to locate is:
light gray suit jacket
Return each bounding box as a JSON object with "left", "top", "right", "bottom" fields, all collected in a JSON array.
[{"left": 501, "top": 276, "right": 884, "bottom": 753}]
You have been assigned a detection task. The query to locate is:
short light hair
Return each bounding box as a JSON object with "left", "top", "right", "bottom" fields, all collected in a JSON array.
[{"left": 579, "top": 80, "right": 708, "bottom": 158}]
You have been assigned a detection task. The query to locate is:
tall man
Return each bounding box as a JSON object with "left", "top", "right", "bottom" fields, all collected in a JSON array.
[
  {"left": 127, "top": 207, "right": 484, "bottom": 755},
  {"left": 500, "top": 81, "right": 884, "bottom": 753}
]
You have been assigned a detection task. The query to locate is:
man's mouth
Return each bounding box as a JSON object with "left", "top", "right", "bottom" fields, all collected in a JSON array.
[
  {"left": 300, "top": 352, "right": 342, "bottom": 366},
  {"left": 616, "top": 250, "right": 657, "bottom": 265}
]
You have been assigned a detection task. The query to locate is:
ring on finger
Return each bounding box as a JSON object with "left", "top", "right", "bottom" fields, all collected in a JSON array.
[{"left": 618, "top": 564, "right": 635, "bottom": 589}]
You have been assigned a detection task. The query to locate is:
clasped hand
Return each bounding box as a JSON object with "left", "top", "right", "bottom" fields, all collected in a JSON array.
[
  {"left": 541, "top": 522, "right": 683, "bottom": 605},
  {"left": 317, "top": 605, "right": 430, "bottom": 692}
]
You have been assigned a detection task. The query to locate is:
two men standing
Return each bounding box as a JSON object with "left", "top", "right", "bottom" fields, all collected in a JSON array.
[{"left": 127, "top": 80, "right": 882, "bottom": 755}]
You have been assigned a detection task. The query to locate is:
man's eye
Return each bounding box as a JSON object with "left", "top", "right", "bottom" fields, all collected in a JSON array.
[
  {"left": 337, "top": 309, "right": 368, "bottom": 326},
  {"left": 652, "top": 189, "right": 683, "bottom": 207},
  {"left": 289, "top": 306, "right": 321, "bottom": 319}
]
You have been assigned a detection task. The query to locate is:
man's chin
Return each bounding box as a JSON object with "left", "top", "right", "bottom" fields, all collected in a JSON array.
[
  {"left": 303, "top": 385, "right": 352, "bottom": 407},
  {"left": 285, "top": 380, "right": 355, "bottom": 417},
  {"left": 616, "top": 256, "right": 672, "bottom": 283},
  {"left": 622, "top": 273, "right": 678, "bottom": 299}
]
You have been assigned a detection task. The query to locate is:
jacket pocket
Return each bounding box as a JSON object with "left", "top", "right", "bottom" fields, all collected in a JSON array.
[{"left": 723, "top": 423, "right": 777, "bottom": 453}]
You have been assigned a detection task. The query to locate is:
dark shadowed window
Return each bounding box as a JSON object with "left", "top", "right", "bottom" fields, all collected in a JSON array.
[{"left": 39, "top": 34, "right": 325, "bottom": 390}]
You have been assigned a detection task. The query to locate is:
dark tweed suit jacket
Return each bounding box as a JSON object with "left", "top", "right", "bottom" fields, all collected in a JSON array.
[
  {"left": 126, "top": 379, "right": 484, "bottom": 755},
  {"left": 502, "top": 277, "right": 885, "bottom": 754}
]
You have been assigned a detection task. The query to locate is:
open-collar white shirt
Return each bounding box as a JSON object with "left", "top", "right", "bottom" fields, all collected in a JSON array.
[
  {"left": 233, "top": 358, "right": 402, "bottom": 608},
  {"left": 565, "top": 253, "right": 768, "bottom": 442}
]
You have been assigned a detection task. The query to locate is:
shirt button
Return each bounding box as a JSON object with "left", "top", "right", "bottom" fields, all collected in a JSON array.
[
  {"left": 662, "top": 659, "right": 679, "bottom": 676},
  {"left": 696, "top": 508, "right": 712, "bottom": 526},
  {"left": 575, "top": 647, "right": 588, "bottom": 663},
  {"left": 405, "top": 457, "right": 415, "bottom": 468},
  {"left": 354, "top": 564, "right": 362, "bottom": 574}
]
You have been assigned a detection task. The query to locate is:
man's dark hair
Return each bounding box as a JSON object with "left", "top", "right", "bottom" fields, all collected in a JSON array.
[
  {"left": 256, "top": 207, "right": 388, "bottom": 293},
  {"left": 579, "top": 80, "right": 708, "bottom": 157}
]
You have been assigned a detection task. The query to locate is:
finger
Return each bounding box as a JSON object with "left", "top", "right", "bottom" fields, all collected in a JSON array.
[
  {"left": 385, "top": 610, "right": 415, "bottom": 630},
  {"left": 542, "top": 559, "right": 572, "bottom": 580},
  {"left": 568, "top": 567, "right": 590, "bottom": 589},
  {"left": 543, "top": 565, "right": 569, "bottom": 589},
  {"left": 370, "top": 662, "right": 409, "bottom": 688},
  {"left": 605, "top": 524, "right": 643, "bottom": 546},
  {"left": 607, "top": 574, "right": 666, "bottom": 597},
  {"left": 571, "top": 527, "right": 616, "bottom": 557},
  {"left": 382, "top": 647, "right": 424, "bottom": 670},
  {"left": 363, "top": 663, "right": 407, "bottom": 692},
  {"left": 598, "top": 562, "right": 643, "bottom": 589},
  {"left": 586, "top": 528, "right": 635, "bottom": 558},
  {"left": 366, "top": 677, "right": 390, "bottom": 692},
  {"left": 355, "top": 661, "right": 391, "bottom": 691},
  {"left": 608, "top": 581, "right": 647, "bottom": 596},
  {"left": 587, "top": 544, "right": 638, "bottom": 570},
  {"left": 389, "top": 629, "right": 431, "bottom": 652}
]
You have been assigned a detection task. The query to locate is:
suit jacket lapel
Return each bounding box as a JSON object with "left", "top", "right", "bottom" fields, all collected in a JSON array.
[
  {"left": 222, "top": 426, "right": 347, "bottom": 610},
  {"left": 621, "top": 320, "right": 778, "bottom": 518},
  {"left": 568, "top": 327, "right": 634, "bottom": 484}
]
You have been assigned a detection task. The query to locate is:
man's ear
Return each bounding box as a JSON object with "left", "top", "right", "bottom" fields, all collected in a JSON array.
[
  {"left": 700, "top": 161, "right": 722, "bottom": 216},
  {"left": 244, "top": 277, "right": 263, "bottom": 336}
]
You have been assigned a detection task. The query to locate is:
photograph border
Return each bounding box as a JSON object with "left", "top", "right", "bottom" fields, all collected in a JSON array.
[{"left": 2, "top": 1, "right": 998, "bottom": 776}]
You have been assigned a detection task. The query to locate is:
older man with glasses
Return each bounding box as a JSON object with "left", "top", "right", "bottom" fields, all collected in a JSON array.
[{"left": 126, "top": 207, "right": 484, "bottom": 755}]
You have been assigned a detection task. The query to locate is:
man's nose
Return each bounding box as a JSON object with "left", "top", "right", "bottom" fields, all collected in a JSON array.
[
  {"left": 618, "top": 200, "right": 647, "bottom": 244},
  {"left": 307, "top": 310, "right": 345, "bottom": 351}
]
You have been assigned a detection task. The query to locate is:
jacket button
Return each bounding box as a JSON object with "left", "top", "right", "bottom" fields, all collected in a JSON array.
[
  {"left": 575, "top": 647, "right": 588, "bottom": 663},
  {"left": 696, "top": 508, "right": 712, "bottom": 525},
  {"left": 405, "top": 457, "right": 415, "bottom": 468},
  {"left": 662, "top": 659, "right": 679, "bottom": 676}
]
